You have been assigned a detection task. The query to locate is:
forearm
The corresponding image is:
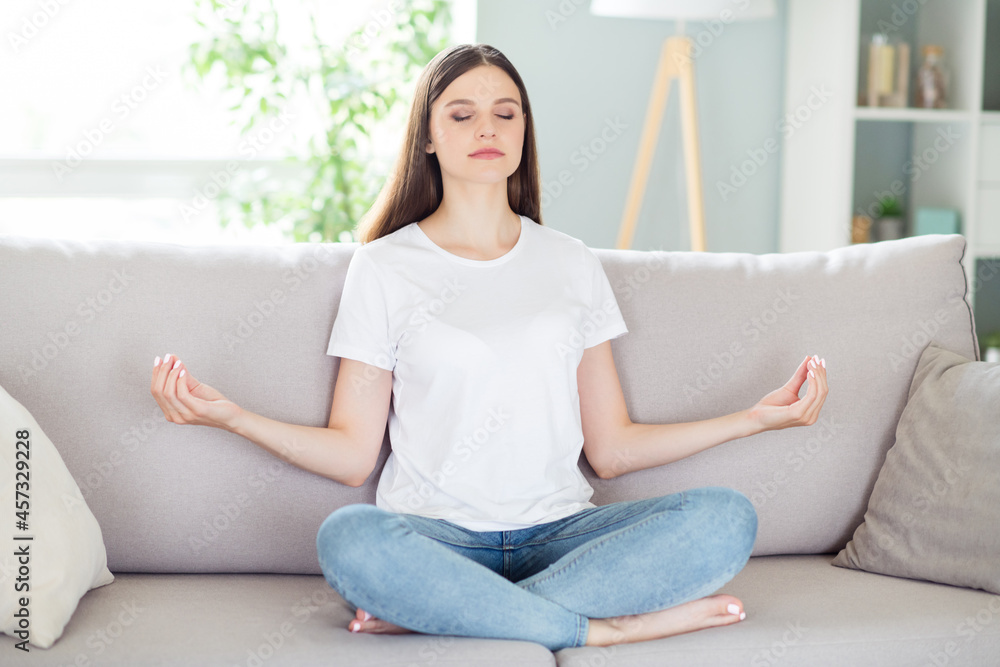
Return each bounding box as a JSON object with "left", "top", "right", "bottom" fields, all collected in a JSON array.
[
  {"left": 604, "top": 409, "right": 760, "bottom": 478},
  {"left": 226, "top": 409, "right": 369, "bottom": 487}
]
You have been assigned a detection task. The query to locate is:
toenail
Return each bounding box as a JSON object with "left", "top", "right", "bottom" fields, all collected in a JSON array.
[
  {"left": 350, "top": 621, "right": 361, "bottom": 632},
  {"left": 362, "top": 611, "right": 373, "bottom": 621},
  {"left": 727, "top": 604, "right": 740, "bottom": 615}
]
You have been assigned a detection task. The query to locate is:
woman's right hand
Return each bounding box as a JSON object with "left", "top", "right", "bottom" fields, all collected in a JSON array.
[{"left": 150, "top": 353, "right": 242, "bottom": 431}]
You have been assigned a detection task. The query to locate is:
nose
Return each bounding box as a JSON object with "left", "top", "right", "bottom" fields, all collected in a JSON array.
[{"left": 476, "top": 118, "right": 496, "bottom": 139}]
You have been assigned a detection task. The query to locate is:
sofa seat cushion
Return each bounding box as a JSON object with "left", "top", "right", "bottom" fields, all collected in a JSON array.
[
  {"left": 3, "top": 556, "right": 998, "bottom": 666},
  {"left": 556, "top": 555, "right": 1000, "bottom": 666},
  {"left": 0, "top": 573, "right": 556, "bottom": 667}
]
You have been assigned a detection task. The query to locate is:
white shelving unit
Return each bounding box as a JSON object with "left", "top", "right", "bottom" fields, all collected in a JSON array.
[{"left": 779, "top": 0, "right": 1000, "bottom": 326}]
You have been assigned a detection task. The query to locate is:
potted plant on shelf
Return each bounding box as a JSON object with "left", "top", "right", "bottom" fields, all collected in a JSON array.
[
  {"left": 983, "top": 331, "right": 1000, "bottom": 363},
  {"left": 876, "top": 195, "right": 905, "bottom": 241}
]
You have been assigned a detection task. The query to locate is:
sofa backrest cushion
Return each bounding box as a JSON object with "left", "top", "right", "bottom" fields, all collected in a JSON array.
[
  {"left": 0, "top": 233, "right": 976, "bottom": 573},
  {"left": 590, "top": 233, "right": 976, "bottom": 556}
]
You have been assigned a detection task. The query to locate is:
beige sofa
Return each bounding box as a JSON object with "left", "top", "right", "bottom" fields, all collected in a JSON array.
[{"left": 1, "top": 231, "right": 997, "bottom": 666}]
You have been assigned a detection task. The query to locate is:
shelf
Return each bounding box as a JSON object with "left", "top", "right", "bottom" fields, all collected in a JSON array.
[
  {"left": 782, "top": 0, "right": 996, "bottom": 342},
  {"left": 853, "top": 107, "right": 973, "bottom": 122},
  {"left": 973, "top": 244, "right": 1000, "bottom": 257}
]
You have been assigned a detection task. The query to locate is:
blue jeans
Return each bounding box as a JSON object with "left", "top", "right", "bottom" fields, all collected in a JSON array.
[{"left": 315, "top": 486, "right": 757, "bottom": 652}]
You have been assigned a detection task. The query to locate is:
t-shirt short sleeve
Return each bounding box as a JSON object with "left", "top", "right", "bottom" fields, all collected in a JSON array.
[
  {"left": 326, "top": 249, "right": 396, "bottom": 371},
  {"left": 582, "top": 246, "right": 629, "bottom": 349}
]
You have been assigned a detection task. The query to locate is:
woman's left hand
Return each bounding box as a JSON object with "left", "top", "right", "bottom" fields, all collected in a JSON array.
[{"left": 747, "top": 355, "right": 828, "bottom": 433}]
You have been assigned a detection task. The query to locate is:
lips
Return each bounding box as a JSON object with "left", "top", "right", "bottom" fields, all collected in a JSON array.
[{"left": 470, "top": 149, "right": 504, "bottom": 158}]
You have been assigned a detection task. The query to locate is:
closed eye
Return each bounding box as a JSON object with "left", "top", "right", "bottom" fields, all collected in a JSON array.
[{"left": 453, "top": 114, "right": 515, "bottom": 122}]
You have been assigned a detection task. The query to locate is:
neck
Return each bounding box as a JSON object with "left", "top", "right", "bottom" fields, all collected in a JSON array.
[{"left": 424, "top": 180, "right": 519, "bottom": 250}]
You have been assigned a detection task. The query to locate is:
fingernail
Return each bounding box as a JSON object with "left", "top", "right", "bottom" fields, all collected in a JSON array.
[
  {"left": 727, "top": 604, "right": 740, "bottom": 615},
  {"left": 179, "top": 370, "right": 186, "bottom": 378},
  {"left": 164, "top": 353, "right": 172, "bottom": 364},
  {"left": 172, "top": 359, "right": 181, "bottom": 371},
  {"left": 740, "top": 611, "right": 747, "bottom": 621},
  {"left": 154, "top": 356, "right": 161, "bottom": 367},
  {"left": 821, "top": 358, "right": 826, "bottom": 368},
  {"left": 809, "top": 370, "right": 815, "bottom": 378}
]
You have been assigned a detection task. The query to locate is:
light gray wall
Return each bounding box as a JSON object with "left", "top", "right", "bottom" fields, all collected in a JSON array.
[{"left": 476, "top": 0, "right": 788, "bottom": 253}]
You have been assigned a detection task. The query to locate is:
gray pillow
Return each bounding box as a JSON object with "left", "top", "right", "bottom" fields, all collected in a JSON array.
[{"left": 832, "top": 343, "right": 1000, "bottom": 593}]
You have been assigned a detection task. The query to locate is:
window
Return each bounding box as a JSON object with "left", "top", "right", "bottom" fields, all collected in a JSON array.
[{"left": 0, "top": 0, "right": 475, "bottom": 244}]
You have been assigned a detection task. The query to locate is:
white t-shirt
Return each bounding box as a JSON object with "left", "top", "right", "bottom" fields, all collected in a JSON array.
[{"left": 326, "top": 214, "right": 629, "bottom": 531}]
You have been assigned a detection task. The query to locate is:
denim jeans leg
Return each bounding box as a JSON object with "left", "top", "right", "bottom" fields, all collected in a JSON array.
[
  {"left": 315, "top": 503, "right": 590, "bottom": 651},
  {"left": 512, "top": 487, "right": 758, "bottom": 618}
]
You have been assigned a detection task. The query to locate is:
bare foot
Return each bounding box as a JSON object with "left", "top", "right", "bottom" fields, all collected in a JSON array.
[
  {"left": 348, "top": 607, "right": 416, "bottom": 634},
  {"left": 585, "top": 594, "right": 747, "bottom": 646}
]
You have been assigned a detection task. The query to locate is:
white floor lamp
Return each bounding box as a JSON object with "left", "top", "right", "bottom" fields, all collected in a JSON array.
[{"left": 590, "top": 0, "right": 776, "bottom": 251}]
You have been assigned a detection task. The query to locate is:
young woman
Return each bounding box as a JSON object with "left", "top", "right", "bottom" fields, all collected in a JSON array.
[{"left": 149, "top": 43, "right": 828, "bottom": 652}]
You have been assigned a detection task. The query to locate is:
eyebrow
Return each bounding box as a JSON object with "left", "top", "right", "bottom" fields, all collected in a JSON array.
[{"left": 444, "top": 97, "right": 521, "bottom": 108}]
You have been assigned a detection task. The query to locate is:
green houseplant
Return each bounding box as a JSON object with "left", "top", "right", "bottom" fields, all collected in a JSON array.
[
  {"left": 983, "top": 330, "right": 1000, "bottom": 363},
  {"left": 184, "top": 0, "right": 452, "bottom": 242},
  {"left": 875, "top": 194, "right": 905, "bottom": 241}
]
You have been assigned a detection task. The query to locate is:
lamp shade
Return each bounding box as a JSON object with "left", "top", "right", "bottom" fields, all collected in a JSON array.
[{"left": 590, "top": 0, "right": 775, "bottom": 21}]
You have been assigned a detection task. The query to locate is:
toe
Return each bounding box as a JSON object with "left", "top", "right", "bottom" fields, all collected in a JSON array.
[{"left": 712, "top": 595, "right": 746, "bottom": 625}]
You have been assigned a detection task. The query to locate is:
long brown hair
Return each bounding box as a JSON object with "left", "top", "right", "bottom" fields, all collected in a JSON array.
[{"left": 355, "top": 43, "right": 543, "bottom": 244}]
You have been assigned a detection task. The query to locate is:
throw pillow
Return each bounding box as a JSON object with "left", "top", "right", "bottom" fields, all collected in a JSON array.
[
  {"left": 832, "top": 343, "right": 1000, "bottom": 593},
  {"left": 0, "top": 381, "right": 115, "bottom": 650}
]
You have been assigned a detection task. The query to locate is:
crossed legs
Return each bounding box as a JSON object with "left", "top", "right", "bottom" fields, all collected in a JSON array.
[{"left": 316, "top": 487, "right": 757, "bottom": 651}]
